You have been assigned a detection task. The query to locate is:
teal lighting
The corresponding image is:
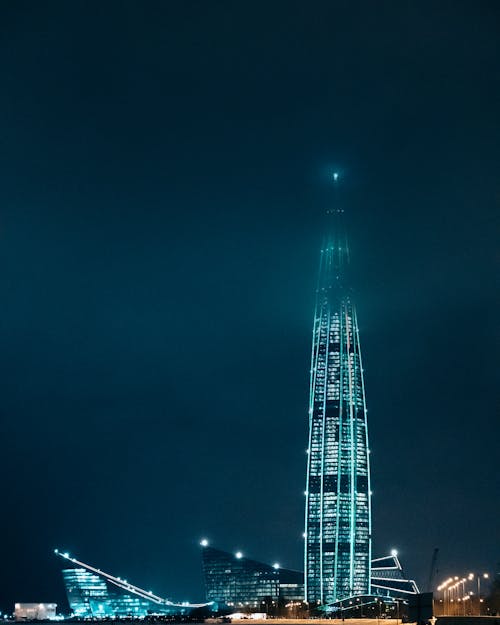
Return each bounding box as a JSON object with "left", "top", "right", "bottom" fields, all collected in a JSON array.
[
  {"left": 56, "top": 550, "right": 213, "bottom": 618},
  {"left": 304, "top": 192, "right": 372, "bottom": 605}
]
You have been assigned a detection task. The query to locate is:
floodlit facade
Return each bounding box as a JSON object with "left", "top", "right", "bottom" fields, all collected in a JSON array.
[
  {"left": 62, "top": 568, "right": 165, "bottom": 618},
  {"left": 201, "top": 546, "right": 304, "bottom": 609},
  {"left": 56, "top": 550, "right": 212, "bottom": 618},
  {"left": 200, "top": 545, "right": 418, "bottom": 610},
  {"left": 304, "top": 182, "right": 371, "bottom": 605}
]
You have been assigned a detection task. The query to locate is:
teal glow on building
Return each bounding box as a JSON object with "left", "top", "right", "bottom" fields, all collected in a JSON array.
[
  {"left": 304, "top": 175, "right": 371, "bottom": 605},
  {"left": 199, "top": 544, "right": 418, "bottom": 611},
  {"left": 55, "top": 550, "right": 213, "bottom": 618}
]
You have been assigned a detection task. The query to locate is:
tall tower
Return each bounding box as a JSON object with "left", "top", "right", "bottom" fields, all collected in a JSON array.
[{"left": 304, "top": 174, "right": 371, "bottom": 605}]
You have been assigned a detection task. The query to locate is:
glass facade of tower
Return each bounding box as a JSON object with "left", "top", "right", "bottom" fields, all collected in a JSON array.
[
  {"left": 304, "top": 209, "right": 371, "bottom": 605},
  {"left": 200, "top": 546, "right": 418, "bottom": 609}
]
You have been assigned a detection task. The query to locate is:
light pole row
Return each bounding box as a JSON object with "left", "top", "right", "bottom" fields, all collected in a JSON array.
[{"left": 437, "top": 572, "right": 489, "bottom": 616}]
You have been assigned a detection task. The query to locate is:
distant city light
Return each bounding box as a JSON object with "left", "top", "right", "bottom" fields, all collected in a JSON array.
[{"left": 333, "top": 172, "right": 339, "bottom": 181}]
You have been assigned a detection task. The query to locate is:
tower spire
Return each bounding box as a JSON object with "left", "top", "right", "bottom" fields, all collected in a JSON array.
[
  {"left": 320, "top": 171, "right": 349, "bottom": 291},
  {"left": 305, "top": 174, "right": 371, "bottom": 606}
]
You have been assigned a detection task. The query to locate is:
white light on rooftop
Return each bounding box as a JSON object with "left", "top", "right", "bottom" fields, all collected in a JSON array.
[
  {"left": 200, "top": 539, "right": 209, "bottom": 547},
  {"left": 273, "top": 563, "right": 280, "bottom": 569},
  {"left": 391, "top": 549, "right": 398, "bottom": 557},
  {"left": 235, "top": 551, "right": 243, "bottom": 559}
]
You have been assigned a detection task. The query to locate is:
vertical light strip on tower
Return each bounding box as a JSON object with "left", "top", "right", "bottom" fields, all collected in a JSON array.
[{"left": 304, "top": 174, "right": 371, "bottom": 606}]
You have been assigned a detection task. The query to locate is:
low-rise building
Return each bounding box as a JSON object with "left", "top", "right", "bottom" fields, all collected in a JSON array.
[{"left": 14, "top": 603, "right": 57, "bottom": 621}]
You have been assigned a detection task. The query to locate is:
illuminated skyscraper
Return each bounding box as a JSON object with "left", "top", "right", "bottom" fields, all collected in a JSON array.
[{"left": 304, "top": 175, "right": 371, "bottom": 605}]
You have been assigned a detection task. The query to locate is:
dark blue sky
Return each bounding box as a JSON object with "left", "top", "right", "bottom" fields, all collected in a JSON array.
[{"left": 0, "top": 0, "right": 498, "bottom": 611}]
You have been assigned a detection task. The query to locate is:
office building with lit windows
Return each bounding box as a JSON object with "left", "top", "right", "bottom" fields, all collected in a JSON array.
[
  {"left": 200, "top": 544, "right": 418, "bottom": 611},
  {"left": 201, "top": 545, "right": 304, "bottom": 608},
  {"left": 304, "top": 175, "right": 371, "bottom": 605}
]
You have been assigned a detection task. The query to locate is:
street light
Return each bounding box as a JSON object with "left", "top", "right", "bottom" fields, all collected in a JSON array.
[
  {"left": 437, "top": 578, "right": 455, "bottom": 615},
  {"left": 478, "top": 573, "right": 489, "bottom": 615},
  {"left": 450, "top": 580, "right": 461, "bottom": 615},
  {"left": 466, "top": 572, "right": 489, "bottom": 615}
]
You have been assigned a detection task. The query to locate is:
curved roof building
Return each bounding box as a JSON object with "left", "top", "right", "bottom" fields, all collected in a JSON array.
[{"left": 55, "top": 550, "right": 212, "bottom": 618}]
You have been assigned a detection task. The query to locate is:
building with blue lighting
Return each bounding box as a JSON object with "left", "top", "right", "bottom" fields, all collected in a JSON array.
[
  {"left": 55, "top": 176, "right": 421, "bottom": 616},
  {"left": 56, "top": 550, "right": 213, "bottom": 618},
  {"left": 200, "top": 544, "right": 418, "bottom": 611},
  {"left": 304, "top": 175, "right": 371, "bottom": 605}
]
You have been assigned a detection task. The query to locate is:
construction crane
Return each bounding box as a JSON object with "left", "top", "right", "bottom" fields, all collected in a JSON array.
[{"left": 427, "top": 547, "right": 439, "bottom": 593}]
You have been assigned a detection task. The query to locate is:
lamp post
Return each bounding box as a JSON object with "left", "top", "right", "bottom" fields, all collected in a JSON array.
[
  {"left": 467, "top": 572, "right": 489, "bottom": 615},
  {"left": 478, "top": 573, "right": 489, "bottom": 615},
  {"left": 461, "top": 579, "right": 467, "bottom": 616},
  {"left": 439, "top": 578, "right": 454, "bottom": 615},
  {"left": 451, "top": 579, "right": 460, "bottom": 616}
]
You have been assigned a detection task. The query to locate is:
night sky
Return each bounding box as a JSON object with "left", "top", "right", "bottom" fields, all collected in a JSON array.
[{"left": 1, "top": 1, "right": 498, "bottom": 612}]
